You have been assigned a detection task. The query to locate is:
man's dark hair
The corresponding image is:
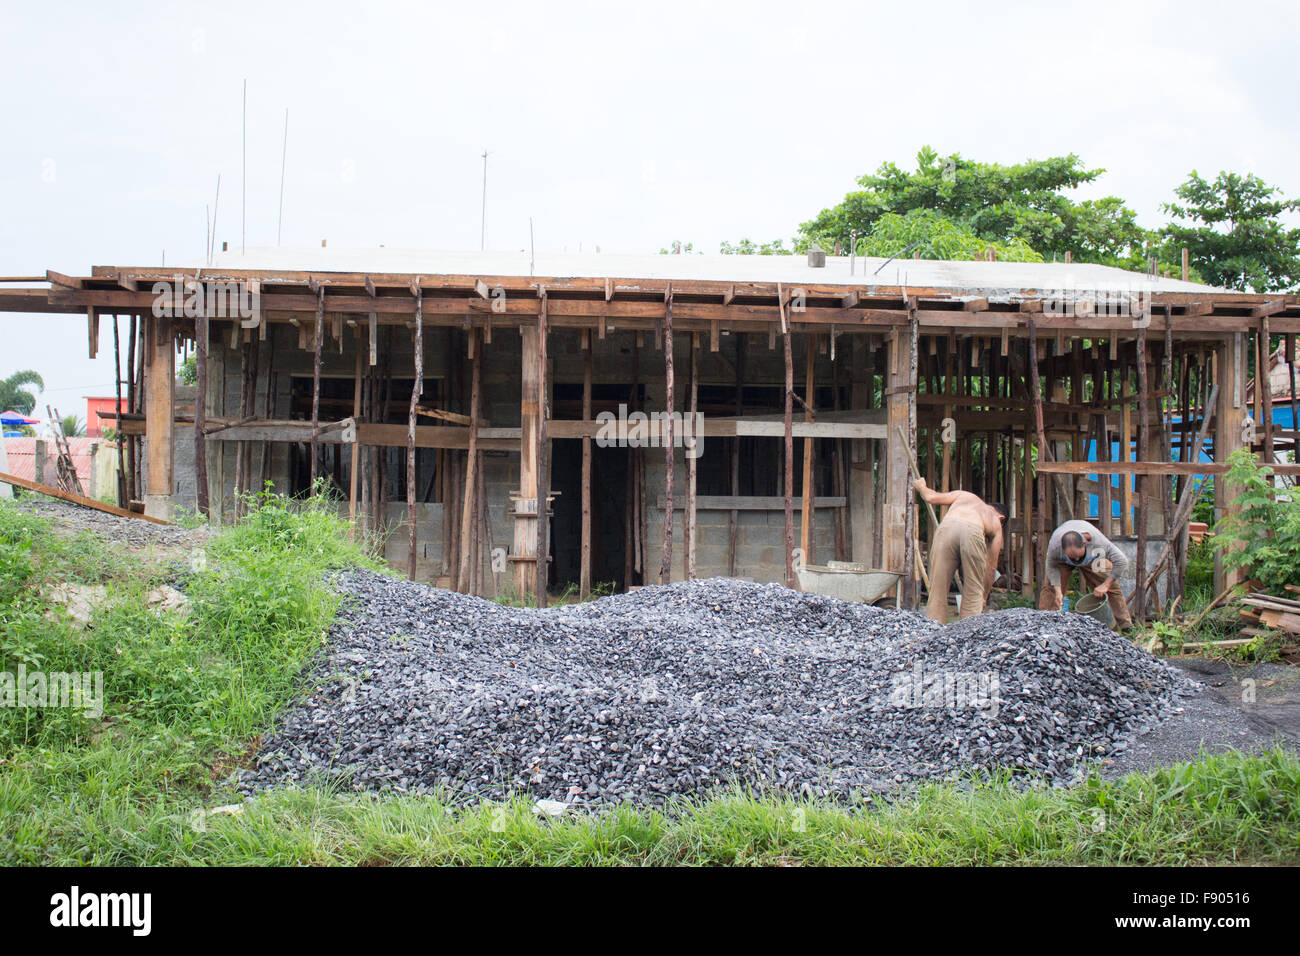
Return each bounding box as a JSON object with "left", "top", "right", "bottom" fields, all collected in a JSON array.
[
  {"left": 1062, "top": 530, "right": 1085, "bottom": 550},
  {"left": 989, "top": 503, "right": 1008, "bottom": 520}
]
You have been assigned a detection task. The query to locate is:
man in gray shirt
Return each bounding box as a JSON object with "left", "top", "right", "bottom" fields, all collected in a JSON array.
[{"left": 1043, "top": 519, "right": 1132, "bottom": 630}]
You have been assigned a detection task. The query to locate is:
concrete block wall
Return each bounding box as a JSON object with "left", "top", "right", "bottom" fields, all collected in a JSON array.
[{"left": 164, "top": 321, "right": 861, "bottom": 591}]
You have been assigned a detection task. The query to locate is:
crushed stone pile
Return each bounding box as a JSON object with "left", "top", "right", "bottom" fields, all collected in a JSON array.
[{"left": 238, "top": 572, "right": 1196, "bottom": 805}]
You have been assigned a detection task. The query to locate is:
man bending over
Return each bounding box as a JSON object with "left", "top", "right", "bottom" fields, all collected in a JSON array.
[{"left": 913, "top": 479, "right": 1006, "bottom": 623}]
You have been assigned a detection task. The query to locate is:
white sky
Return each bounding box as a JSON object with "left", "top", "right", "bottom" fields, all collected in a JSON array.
[{"left": 2, "top": 0, "right": 1297, "bottom": 425}]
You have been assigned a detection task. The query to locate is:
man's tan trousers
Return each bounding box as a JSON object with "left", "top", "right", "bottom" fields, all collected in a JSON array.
[{"left": 926, "top": 517, "right": 988, "bottom": 623}]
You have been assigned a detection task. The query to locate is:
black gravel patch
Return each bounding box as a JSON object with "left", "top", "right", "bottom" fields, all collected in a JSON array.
[{"left": 237, "top": 571, "right": 1196, "bottom": 805}]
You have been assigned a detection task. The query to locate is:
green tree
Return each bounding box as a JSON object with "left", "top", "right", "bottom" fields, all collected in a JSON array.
[
  {"left": 857, "top": 210, "right": 1043, "bottom": 263},
  {"left": 798, "top": 147, "right": 1148, "bottom": 266},
  {"left": 0, "top": 370, "right": 44, "bottom": 415},
  {"left": 719, "top": 238, "right": 794, "bottom": 255},
  {"left": 178, "top": 354, "right": 197, "bottom": 386},
  {"left": 58, "top": 414, "right": 85, "bottom": 438},
  {"left": 1160, "top": 171, "right": 1300, "bottom": 292}
]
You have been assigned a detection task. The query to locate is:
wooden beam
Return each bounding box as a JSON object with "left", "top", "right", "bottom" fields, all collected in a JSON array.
[
  {"left": 0, "top": 471, "right": 171, "bottom": 525},
  {"left": 1037, "top": 459, "right": 1300, "bottom": 476}
]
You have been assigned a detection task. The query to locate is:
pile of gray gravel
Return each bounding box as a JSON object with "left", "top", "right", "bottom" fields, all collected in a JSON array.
[
  {"left": 12, "top": 497, "right": 208, "bottom": 550},
  {"left": 238, "top": 572, "right": 1196, "bottom": 805}
]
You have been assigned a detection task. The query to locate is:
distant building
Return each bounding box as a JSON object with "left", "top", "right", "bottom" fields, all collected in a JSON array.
[{"left": 84, "top": 397, "right": 121, "bottom": 438}]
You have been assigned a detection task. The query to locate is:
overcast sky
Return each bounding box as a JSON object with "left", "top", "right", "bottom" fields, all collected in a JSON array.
[{"left": 2, "top": 0, "right": 1297, "bottom": 424}]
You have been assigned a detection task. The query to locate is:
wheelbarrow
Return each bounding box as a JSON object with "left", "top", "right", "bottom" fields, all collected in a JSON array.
[{"left": 796, "top": 561, "right": 903, "bottom": 607}]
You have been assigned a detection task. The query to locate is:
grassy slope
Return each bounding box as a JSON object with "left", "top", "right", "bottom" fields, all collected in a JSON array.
[{"left": 1, "top": 495, "right": 1298, "bottom": 866}]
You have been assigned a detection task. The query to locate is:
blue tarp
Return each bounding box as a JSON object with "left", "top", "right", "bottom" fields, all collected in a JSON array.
[{"left": 1081, "top": 406, "right": 1296, "bottom": 519}]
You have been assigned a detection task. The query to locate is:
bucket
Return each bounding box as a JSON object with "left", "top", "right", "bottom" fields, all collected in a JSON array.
[{"left": 1073, "top": 592, "right": 1115, "bottom": 628}]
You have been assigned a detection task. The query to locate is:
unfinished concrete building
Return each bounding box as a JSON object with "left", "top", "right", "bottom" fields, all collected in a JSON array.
[{"left": 3, "top": 249, "right": 1297, "bottom": 616}]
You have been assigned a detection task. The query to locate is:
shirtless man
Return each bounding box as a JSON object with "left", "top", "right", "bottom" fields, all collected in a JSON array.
[{"left": 913, "top": 479, "right": 1006, "bottom": 623}]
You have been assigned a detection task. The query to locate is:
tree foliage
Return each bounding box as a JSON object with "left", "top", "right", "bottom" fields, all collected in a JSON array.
[
  {"left": 58, "top": 415, "right": 84, "bottom": 438},
  {"left": 718, "top": 238, "right": 794, "bottom": 256},
  {"left": 1160, "top": 171, "right": 1300, "bottom": 292},
  {"left": 856, "top": 210, "right": 1042, "bottom": 263},
  {"left": 798, "top": 147, "right": 1148, "bottom": 266},
  {"left": 1211, "top": 449, "right": 1300, "bottom": 591},
  {"left": 0, "top": 370, "right": 44, "bottom": 415}
]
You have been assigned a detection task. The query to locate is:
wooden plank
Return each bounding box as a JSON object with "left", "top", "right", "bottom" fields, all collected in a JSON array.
[
  {"left": 658, "top": 496, "right": 846, "bottom": 511},
  {"left": 1037, "top": 459, "right": 1300, "bottom": 476},
  {"left": 0, "top": 471, "right": 171, "bottom": 525}
]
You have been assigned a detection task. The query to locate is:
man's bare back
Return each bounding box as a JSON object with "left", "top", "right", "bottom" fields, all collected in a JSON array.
[{"left": 933, "top": 489, "right": 1003, "bottom": 539}]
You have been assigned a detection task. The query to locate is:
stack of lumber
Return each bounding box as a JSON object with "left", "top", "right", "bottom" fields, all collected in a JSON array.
[{"left": 1232, "top": 587, "right": 1300, "bottom": 656}]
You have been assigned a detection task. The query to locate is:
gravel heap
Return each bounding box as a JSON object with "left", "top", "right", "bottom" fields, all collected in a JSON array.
[
  {"left": 238, "top": 572, "right": 1195, "bottom": 805},
  {"left": 12, "top": 497, "right": 208, "bottom": 550}
]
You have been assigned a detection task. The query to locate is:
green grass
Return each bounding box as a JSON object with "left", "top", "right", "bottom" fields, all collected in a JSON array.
[{"left": 2, "top": 493, "right": 1298, "bottom": 866}]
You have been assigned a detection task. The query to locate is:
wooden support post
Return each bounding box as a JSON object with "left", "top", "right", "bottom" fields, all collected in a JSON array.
[
  {"left": 515, "top": 321, "right": 540, "bottom": 599},
  {"left": 728, "top": 333, "right": 745, "bottom": 576},
  {"left": 126, "top": 313, "right": 138, "bottom": 502},
  {"left": 536, "top": 290, "right": 550, "bottom": 606},
  {"left": 780, "top": 286, "right": 796, "bottom": 588},
  {"left": 349, "top": 330, "right": 362, "bottom": 528},
  {"left": 660, "top": 287, "right": 675, "bottom": 585},
  {"left": 580, "top": 330, "right": 593, "bottom": 597},
  {"left": 111, "top": 316, "right": 127, "bottom": 509},
  {"left": 407, "top": 288, "right": 424, "bottom": 580},
  {"left": 192, "top": 310, "right": 210, "bottom": 518},
  {"left": 1121, "top": 372, "right": 1133, "bottom": 535},
  {"left": 1261, "top": 316, "right": 1275, "bottom": 464},
  {"left": 310, "top": 288, "right": 324, "bottom": 486},
  {"left": 800, "top": 333, "right": 815, "bottom": 565},
  {"left": 883, "top": 304, "right": 914, "bottom": 597},
  {"left": 904, "top": 309, "right": 918, "bottom": 606},
  {"left": 685, "top": 331, "right": 698, "bottom": 579},
  {"left": 1028, "top": 322, "right": 1049, "bottom": 604},
  {"left": 1214, "top": 334, "right": 1245, "bottom": 593},
  {"left": 1134, "top": 321, "right": 1150, "bottom": 621},
  {"left": 831, "top": 347, "right": 848, "bottom": 562},
  {"left": 1288, "top": 333, "right": 1299, "bottom": 457},
  {"left": 144, "top": 315, "right": 175, "bottom": 520},
  {"left": 458, "top": 327, "right": 481, "bottom": 591}
]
